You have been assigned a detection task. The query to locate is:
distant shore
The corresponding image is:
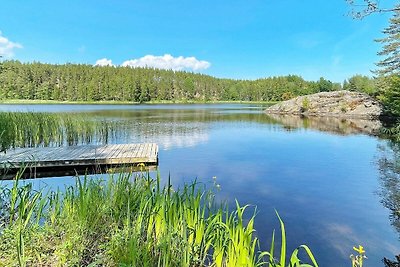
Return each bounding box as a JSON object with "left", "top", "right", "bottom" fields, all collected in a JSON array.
[{"left": 0, "top": 99, "right": 278, "bottom": 105}]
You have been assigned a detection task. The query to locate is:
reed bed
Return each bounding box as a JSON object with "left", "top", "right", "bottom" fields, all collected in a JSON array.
[
  {"left": 0, "top": 112, "right": 119, "bottom": 151},
  {"left": 0, "top": 171, "right": 318, "bottom": 267}
]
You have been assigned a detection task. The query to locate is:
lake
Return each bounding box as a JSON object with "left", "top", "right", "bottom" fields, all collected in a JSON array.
[{"left": 0, "top": 103, "right": 399, "bottom": 266}]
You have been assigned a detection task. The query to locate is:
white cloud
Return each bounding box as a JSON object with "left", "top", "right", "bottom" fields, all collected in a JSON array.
[
  {"left": 121, "top": 54, "right": 210, "bottom": 71},
  {"left": 0, "top": 31, "right": 22, "bottom": 58},
  {"left": 95, "top": 58, "right": 114, "bottom": 67}
]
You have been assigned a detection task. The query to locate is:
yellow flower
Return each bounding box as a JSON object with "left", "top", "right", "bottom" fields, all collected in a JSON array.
[{"left": 353, "top": 245, "right": 365, "bottom": 254}]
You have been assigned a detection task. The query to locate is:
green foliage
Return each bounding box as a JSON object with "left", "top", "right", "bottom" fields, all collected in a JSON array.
[
  {"left": 301, "top": 97, "right": 310, "bottom": 113},
  {"left": 0, "top": 171, "right": 46, "bottom": 266},
  {"left": 261, "top": 211, "right": 319, "bottom": 267},
  {"left": 371, "top": 5, "right": 400, "bottom": 121},
  {"left": 375, "top": 7, "right": 400, "bottom": 76},
  {"left": 0, "top": 61, "right": 326, "bottom": 102},
  {"left": 344, "top": 75, "right": 377, "bottom": 96},
  {"left": 317, "top": 77, "right": 334, "bottom": 92},
  {"left": 281, "top": 92, "right": 295, "bottom": 101},
  {"left": 0, "top": 172, "right": 319, "bottom": 266},
  {"left": 381, "top": 75, "right": 400, "bottom": 117}
]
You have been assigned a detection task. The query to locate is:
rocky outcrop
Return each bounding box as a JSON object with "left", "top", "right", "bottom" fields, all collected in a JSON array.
[{"left": 265, "top": 90, "right": 383, "bottom": 119}]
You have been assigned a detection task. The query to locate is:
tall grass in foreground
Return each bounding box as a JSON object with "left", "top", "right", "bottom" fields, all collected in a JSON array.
[
  {"left": 0, "top": 171, "right": 318, "bottom": 266},
  {"left": 0, "top": 112, "right": 119, "bottom": 151}
]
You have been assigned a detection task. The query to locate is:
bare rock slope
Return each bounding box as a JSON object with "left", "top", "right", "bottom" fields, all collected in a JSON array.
[{"left": 265, "top": 90, "right": 383, "bottom": 119}]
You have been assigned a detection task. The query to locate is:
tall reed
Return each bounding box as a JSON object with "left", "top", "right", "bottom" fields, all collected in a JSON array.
[
  {"left": 261, "top": 211, "right": 319, "bottom": 267},
  {"left": 0, "top": 171, "right": 319, "bottom": 266},
  {"left": 0, "top": 112, "right": 120, "bottom": 151}
]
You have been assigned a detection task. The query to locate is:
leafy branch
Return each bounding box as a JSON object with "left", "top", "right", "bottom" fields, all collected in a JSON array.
[{"left": 346, "top": 0, "right": 400, "bottom": 19}]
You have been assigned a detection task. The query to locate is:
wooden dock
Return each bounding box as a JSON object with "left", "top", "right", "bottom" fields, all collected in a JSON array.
[{"left": 0, "top": 143, "right": 158, "bottom": 174}]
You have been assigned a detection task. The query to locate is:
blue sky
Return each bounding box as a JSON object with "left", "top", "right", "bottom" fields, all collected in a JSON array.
[{"left": 0, "top": 0, "right": 395, "bottom": 82}]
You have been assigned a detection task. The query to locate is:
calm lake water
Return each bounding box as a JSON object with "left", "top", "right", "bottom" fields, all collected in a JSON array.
[{"left": 1, "top": 103, "right": 399, "bottom": 266}]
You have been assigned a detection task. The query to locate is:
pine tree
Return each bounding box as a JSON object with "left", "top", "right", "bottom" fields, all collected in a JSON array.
[
  {"left": 384, "top": 75, "right": 400, "bottom": 116},
  {"left": 375, "top": 6, "right": 400, "bottom": 76},
  {"left": 373, "top": 6, "right": 400, "bottom": 116}
]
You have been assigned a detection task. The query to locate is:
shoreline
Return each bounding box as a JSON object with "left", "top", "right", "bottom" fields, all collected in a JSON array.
[{"left": 0, "top": 99, "right": 278, "bottom": 105}]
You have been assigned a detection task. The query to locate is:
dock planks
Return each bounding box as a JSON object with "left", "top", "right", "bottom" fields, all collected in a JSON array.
[{"left": 0, "top": 143, "right": 158, "bottom": 170}]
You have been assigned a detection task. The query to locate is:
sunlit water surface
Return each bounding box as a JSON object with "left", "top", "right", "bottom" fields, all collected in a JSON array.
[{"left": 0, "top": 103, "right": 399, "bottom": 266}]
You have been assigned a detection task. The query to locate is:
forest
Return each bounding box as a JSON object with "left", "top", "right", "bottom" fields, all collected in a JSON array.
[{"left": 0, "top": 60, "right": 348, "bottom": 103}]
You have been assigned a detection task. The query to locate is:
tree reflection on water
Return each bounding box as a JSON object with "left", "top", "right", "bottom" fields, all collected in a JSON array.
[
  {"left": 378, "top": 141, "right": 400, "bottom": 235},
  {"left": 378, "top": 140, "right": 400, "bottom": 266}
]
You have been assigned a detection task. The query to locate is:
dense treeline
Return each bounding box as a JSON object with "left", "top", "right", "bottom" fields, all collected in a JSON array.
[
  {"left": 0, "top": 61, "right": 342, "bottom": 102},
  {"left": 343, "top": 74, "right": 378, "bottom": 96}
]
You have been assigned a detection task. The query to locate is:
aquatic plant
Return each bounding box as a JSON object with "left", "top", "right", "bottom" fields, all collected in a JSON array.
[
  {"left": 1, "top": 170, "right": 45, "bottom": 267},
  {"left": 261, "top": 211, "right": 319, "bottom": 267},
  {"left": 0, "top": 112, "right": 120, "bottom": 151},
  {"left": 0, "top": 171, "right": 319, "bottom": 266}
]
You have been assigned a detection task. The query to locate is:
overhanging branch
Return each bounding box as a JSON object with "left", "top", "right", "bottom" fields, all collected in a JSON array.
[{"left": 346, "top": 0, "right": 400, "bottom": 19}]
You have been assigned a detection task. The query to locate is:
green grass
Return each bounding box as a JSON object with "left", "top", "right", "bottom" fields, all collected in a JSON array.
[{"left": 0, "top": 171, "right": 318, "bottom": 267}]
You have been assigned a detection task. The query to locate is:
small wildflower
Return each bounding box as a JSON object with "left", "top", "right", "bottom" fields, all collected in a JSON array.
[
  {"left": 353, "top": 245, "right": 365, "bottom": 254},
  {"left": 350, "top": 245, "right": 367, "bottom": 267},
  {"left": 137, "top": 163, "right": 145, "bottom": 171}
]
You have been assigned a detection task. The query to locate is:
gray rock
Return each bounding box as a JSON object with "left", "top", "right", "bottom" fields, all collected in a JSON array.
[{"left": 265, "top": 90, "right": 383, "bottom": 119}]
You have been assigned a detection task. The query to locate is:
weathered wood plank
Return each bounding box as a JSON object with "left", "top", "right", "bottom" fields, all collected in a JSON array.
[
  {"left": 0, "top": 143, "right": 159, "bottom": 170},
  {"left": 139, "top": 143, "right": 145, "bottom": 158},
  {"left": 41, "top": 146, "right": 70, "bottom": 161},
  {"left": 114, "top": 144, "right": 127, "bottom": 160},
  {"left": 144, "top": 143, "right": 150, "bottom": 158},
  {"left": 111, "top": 144, "right": 126, "bottom": 164},
  {"left": 80, "top": 146, "right": 100, "bottom": 160},
  {"left": 39, "top": 146, "right": 64, "bottom": 160},
  {"left": 107, "top": 144, "right": 122, "bottom": 159},
  {"left": 125, "top": 144, "right": 138, "bottom": 160},
  {"left": 150, "top": 143, "right": 157, "bottom": 161},
  {"left": 62, "top": 146, "right": 89, "bottom": 161},
  {"left": 132, "top": 144, "right": 141, "bottom": 158}
]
